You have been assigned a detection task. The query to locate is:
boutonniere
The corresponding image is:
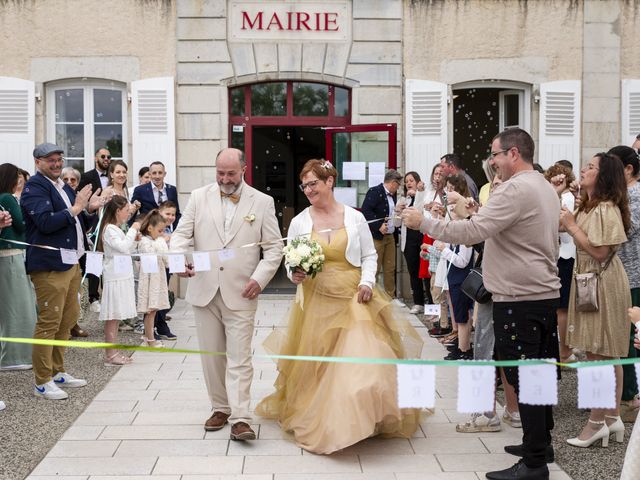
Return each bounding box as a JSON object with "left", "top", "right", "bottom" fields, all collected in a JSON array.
[{"left": 244, "top": 213, "right": 256, "bottom": 224}]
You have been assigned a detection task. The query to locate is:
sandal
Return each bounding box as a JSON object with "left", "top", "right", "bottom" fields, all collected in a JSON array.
[
  {"left": 141, "top": 337, "right": 164, "bottom": 348},
  {"left": 439, "top": 332, "right": 458, "bottom": 344},
  {"left": 104, "top": 353, "right": 133, "bottom": 366}
]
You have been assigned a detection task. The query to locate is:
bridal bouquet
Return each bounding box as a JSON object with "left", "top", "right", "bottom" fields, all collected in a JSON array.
[{"left": 283, "top": 236, "right": 325, "bottom": 278}]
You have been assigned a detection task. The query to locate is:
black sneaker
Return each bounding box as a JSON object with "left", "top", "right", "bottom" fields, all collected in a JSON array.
[
  {"left": 157, "top": 331, "right": 178, "bottom": 341},
  {"left": 444, "top": 348, "right": 463, "bottom": 360},
  {"left": 443, "top": 336, "right": 459, "bottom": 347},
  {"left": 504, "top": 444, "right": 555, "bottom": 464},
  {"left": 429, "top": 326, "right": 452, "bottom": 338}
]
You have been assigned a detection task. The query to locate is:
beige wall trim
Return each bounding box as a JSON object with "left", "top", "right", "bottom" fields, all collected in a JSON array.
[{"left": 221, "top": 71, "right": 360, "bottom": 88}]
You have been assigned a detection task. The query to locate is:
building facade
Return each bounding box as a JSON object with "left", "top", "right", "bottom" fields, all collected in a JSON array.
[{"left": 1, "top": 0, "right": 639, "bottom": 234}]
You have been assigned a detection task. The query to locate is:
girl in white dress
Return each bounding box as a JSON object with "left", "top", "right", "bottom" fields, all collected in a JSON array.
[
  {"left": 137, "top": 210, "right": 170, "bottom": 348},
  {"left": 97, "top": 196, "right": 140, "bottom": 365}
]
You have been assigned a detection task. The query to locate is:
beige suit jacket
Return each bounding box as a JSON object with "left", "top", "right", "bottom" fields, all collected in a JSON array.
[{"left": 170, "top": 182, "right": 283, "bottom": 310}]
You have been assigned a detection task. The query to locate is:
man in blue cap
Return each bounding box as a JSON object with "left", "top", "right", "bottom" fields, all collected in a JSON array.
[{"left": 21, "top": 143, "right": 102, "bottom": 400}]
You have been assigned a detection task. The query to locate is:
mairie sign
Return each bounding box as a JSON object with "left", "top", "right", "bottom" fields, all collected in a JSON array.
[{"left": 229, "top": 0, "right": 351, "bottom": 42}]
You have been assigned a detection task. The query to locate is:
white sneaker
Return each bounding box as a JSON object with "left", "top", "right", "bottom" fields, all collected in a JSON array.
[
  {"left": 456, "top": 412, "right": 502, "bottom": 433},
  {"left": 89, "top": 300, "right": 101, "bottom": 313},
  {"left": 34, "top": 380, "right": 69, "bottom": 400},
  {"left": 502, "top": 409, "right": 522, "bottom": 428},
  {"left": 409, "top": 305, "right": 424, "bottom": 314},
  {"left": 391, "top": 298, "right": 406, "bottom": 307},
  {"left": 52, "top": 372, "right": 87, "bottom": 388},
  {"left": 0, "top": 400, "right": 5, "bottom": 410},
  {"left": 0, "top": 364, "right": 32, "bottom": 371}
]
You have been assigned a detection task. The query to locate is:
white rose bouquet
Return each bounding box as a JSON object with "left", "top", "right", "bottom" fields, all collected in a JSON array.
[{"left": 283, "top": 236, "right": 325, "bottom": 278}]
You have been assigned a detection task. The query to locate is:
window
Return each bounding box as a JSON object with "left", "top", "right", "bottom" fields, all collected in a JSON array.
[{"left": 46, "top": 81, "right": 127, "bottom": 173}]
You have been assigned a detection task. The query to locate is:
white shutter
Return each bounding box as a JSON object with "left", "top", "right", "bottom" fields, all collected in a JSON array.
[
  {"left": 538, "top": 80, "right": 581, "bottom": 172},
  {"left": 405, "top": 79, "right": 448, "bottom": 178},
  {"left": 622, "top": 79, "right": 640, "bottom": 146},
  {"left": 132, "top": 77, "right": 176, "bottom": 187},
  {"left": 0, "top": 77, "right": 35, "bottom": 173}
]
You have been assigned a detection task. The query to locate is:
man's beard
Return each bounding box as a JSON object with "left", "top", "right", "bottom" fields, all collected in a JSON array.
[{"left": 219, "top": 181, "right": 240, "bottom": 194}]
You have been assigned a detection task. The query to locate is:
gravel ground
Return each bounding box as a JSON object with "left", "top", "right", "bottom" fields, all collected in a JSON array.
[{"left": 0, "top": 310, "right": 141, "bottom": 480}]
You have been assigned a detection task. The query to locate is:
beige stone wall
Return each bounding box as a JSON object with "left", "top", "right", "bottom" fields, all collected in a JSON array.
[
  {"left": 0, "top": 0, "right": 176, "bottom": 81},
  {"left": 404, "top": 0, "right": 583, "bottom": 84},
  {"left": 620, "top": 1, "right": 640, "bottom": 78}
]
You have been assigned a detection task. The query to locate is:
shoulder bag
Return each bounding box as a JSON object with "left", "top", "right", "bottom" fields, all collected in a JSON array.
[
  {"left": 461, "top": 247, "right": 492, "bottom": 304},
  {"left": 574, "top": 251, "right": 615, "bottom": 312}
]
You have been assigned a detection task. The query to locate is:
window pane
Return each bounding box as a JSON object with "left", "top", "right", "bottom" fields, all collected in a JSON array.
[
  {"left": 505, "top": 94, "right": 520, "bottom": 127},
  {"left": 231, "top": 129, "right": 245, "bottom": 151},
  {"left": 334, "top": 87, "right": 349, "bottom": 117},
  {"left": 95, "top": 124, "right": 123, "bottom": 157},
  {"left": 251, "top": 83, "right": 286, "bottom": 116},
  {"left": 65, "top": 158, "right": 85, "bottom": 174},
  {"left": 293, "top": 83, "right": 328, "bottom": 116},
  {"left": 56, "top": 124, "right": 84, "bottom": 157},
  {"left": 231, "top": 87, "right": 245, "bottom": 116},
  {"left": 55, "top": 89, "right": 84, "bottom": 122},
  {"left": 94, "top": 89, "right": 122, "bottom": 123}
]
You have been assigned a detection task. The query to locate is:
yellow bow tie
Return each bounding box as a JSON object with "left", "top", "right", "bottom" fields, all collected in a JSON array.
[{"left": 220, "top": 191, "right": 240, "bottom": 204}]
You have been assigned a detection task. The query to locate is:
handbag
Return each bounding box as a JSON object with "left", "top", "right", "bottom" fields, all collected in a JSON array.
[
  {"left": 461, "top": 267, "right": 492, "bottom": 304},
  {"left": 461, "top": 246, "right": 492, "bottom": 304},
  {"left": 574, "top": 252, "right": 615, "bottom": 313}
]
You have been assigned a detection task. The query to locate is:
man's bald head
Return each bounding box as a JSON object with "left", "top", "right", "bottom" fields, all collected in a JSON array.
[
  {"left": 216, "top": 148, "right": 246, "bottom": 194},
  {"left": 216, "top": 148, "right": 245, "bottom": 169}
]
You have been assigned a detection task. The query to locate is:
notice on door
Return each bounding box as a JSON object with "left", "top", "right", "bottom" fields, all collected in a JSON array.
[{"left": 229, "top": 0, "right": 351, "bottom": 42}]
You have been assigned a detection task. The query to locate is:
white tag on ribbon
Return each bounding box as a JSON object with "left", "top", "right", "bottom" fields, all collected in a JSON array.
[
  {"left": 457, "top": 365, "right": 495, "bottom": 413},
  {"left": 518, "top": 362, "right": 558, "bottom": 406},
  {"left": 168, "top": 254, "right": 186, "bottom": 273},
  {"left": 113, "top": 255, "right": 133, "bottom": 274},
  {"left": 217, "top": 248, "right": 236, "bottom": 263},
  {"left": 60, "top": 248, "right": 78, "bottom": 265},
  {"left": 578, "top": 365, "right": 616, "bottom": 409},
  {"left": 85, "top": 251, "right": 103, "bottom": 276},
  {"left": 424, "top": 304, "right": 441, "bottom": 316},
  {"left": 140, "top": 254, "right": 159, "bottom": 274},
  {"left": 397, "top": 364, "right": 436, "bottom": 409},
  {"left": 192, "top": 251, "right": 211, "bottom": 272}
]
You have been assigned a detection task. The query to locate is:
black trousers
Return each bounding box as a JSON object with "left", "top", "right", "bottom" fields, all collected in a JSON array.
[
  {"left": 493, "top": 299, "right": 560, "bottom": 469},
  {"left": 403, "top": 230, "right": 431, "bottom": 306}
]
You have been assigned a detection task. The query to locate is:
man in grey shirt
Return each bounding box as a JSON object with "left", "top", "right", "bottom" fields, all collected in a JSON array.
[{"left": 404, "top": 129, "right": 560, "bottom": 480}]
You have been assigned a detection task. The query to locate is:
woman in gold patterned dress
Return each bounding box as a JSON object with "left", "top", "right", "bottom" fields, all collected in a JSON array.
[
  {"left": 256, "top": 159, "right": 423, "bottom": 454},
  {"left": 560, "top": 152, "right": 631, "bottom": 448}
]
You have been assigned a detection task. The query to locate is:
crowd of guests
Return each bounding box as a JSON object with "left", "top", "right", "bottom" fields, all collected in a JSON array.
[{"left": 0, "top": 144, "right": 181, "bottom": 405}]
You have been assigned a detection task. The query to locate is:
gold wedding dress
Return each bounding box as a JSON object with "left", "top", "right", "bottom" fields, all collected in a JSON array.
[{"left": 256, "top": 229, "right": 424, "bottom": 454}]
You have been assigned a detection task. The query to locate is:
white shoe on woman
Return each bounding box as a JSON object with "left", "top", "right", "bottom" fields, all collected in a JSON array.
[{"left": 567, "top": 419, "right": 610, "bottom": 447}]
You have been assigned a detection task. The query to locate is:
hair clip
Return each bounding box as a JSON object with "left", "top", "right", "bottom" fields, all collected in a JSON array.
[{"left": 321, "top": 160, "right": 332, "bottom": 169}]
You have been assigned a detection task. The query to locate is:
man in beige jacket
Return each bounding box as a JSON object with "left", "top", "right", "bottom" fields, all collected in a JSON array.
[{"left": 171, "top": 148, "right": 283, "bottom": 441}]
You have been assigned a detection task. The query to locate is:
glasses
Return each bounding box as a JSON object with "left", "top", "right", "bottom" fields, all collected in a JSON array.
[
  {"left": 38, "top": 156, "right": 65, "bottom": 165},
  {"left": 489, "top": 149, "right": 509, "bottom": 159},
  {"left": 299, "top": 179, "right": 320, "bottom": 192},
  {"left": 100, "top": 154, "right": 112, "bottom": 160}
]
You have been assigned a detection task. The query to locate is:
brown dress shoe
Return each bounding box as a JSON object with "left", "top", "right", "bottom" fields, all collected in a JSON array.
[
  {"left": 230, "top": 422, "right": 256, "bottom": 441},
  {"left": 70, "top": 325, "right": 88, "bottom": 338},
  {"left": 204, "top": 411, "right": 230, "bottom": 431}
]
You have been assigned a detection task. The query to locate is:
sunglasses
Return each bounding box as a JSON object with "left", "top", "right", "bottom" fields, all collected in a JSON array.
[{"left": 100, "top": 154, "right": 112, "bottom": 160}]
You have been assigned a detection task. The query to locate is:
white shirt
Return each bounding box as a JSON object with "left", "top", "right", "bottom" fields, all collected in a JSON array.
[
  {"left": 221, "top": 183, "right": 243, "bottom": 241},
  {"left": 559, "top": 191, "right": 576, "bottom": 259},
  {"left": 47, "top": 176, "right": 86, "bottom": 260},
  {"left": 384, "top": 186, "right": 395, "bottom": 234},
  {"left": 152, "top": 183, "right": 167, "bottom": 205},
  {"left": 97, "top": 168, "right": 109, "bottom": 189}
]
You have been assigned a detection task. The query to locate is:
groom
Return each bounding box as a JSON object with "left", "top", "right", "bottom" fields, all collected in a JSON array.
[{"left": 171, "top": 148, "right": 283, "bottom": 441}]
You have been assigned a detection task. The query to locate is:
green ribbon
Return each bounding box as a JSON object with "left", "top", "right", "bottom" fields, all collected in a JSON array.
[{"left": 2, "top": 337, "right": 639, "bottom": 369}]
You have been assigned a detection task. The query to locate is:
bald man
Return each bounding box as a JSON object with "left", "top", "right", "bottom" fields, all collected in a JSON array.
[{"left": 171, "top": 148, "right": 283, "bottom": 441}]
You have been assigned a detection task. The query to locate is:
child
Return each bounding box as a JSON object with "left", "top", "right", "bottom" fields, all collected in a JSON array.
[
  {"left": 98, "top": 196, "right": 140, "bottom": 365},
  {"left": 154, "top": 201, "right": 178, "bottom": 340},
  {"left": 137, "top": 210, "right": 171, "bottom": 347},
  {"left": 439, "top": 174, "right": 474, "bottom": 361}
]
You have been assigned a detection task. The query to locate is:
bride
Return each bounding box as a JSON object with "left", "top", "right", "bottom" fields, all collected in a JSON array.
[{"left": 256, "top": 159, "right": 423, "bottom": 454}]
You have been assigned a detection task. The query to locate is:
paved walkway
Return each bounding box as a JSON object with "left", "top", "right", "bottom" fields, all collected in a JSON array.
[{"left": 26, "top": 296, "right": 571, "bottom": 480}]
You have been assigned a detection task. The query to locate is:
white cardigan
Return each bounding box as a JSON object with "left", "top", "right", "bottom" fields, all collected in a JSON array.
[{"left": 286, "top": 205, "right": 378, "bottom": 288}]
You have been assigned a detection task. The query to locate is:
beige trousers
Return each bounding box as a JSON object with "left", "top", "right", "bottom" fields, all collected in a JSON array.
[
  {"left": 193, "top": 291, "right": 255, "bottom": 424},
  {"left": 374, "top": 234, "right": 396, "bottom": 297},
  {"left": 430, "top": 275, "right": 449, "bottom": 327},
  {"left": 31, "top": 265, "right": 82, "bottom": 385}
]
